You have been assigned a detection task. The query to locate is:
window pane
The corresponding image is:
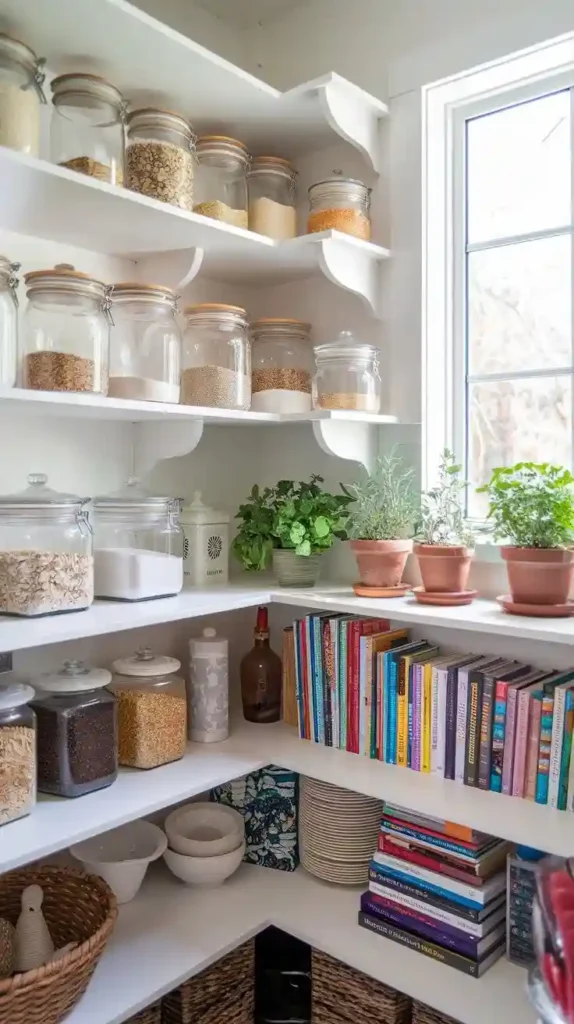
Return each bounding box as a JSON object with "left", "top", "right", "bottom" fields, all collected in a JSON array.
[
  {"left": 467, "top": 90, "right": 571, "bottom": 244},
  {"left": 467, "top": 375, "right": 572, "bottom": 518},
  {"left": 467, "top": 235, "right": 571, "bottom": 376}
]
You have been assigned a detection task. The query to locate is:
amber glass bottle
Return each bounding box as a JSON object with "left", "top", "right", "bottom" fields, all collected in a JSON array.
[{"left": 240, "top": 606, "right": 282, "bottom": 723}]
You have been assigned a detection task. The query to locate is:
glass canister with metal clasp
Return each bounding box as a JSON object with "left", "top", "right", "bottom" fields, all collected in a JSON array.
[
  {"left": 0, "top": 32, "right": 46, "bottom": 156},
  {"left": 250, "top": 318, "right": 313, "bottom": 413},
  {"left": 194, "top": 135, "right": 250, "bottom": 228},
  {"left": 50, "top": 73, "right": 126, "bottom": 185},
  {"left": 109, "top": 282, "right": 181, "bottom": 404},
  {"left": 313, "top": 330, "right": 381, "bottom": 413},
  {"left": 0, "top": 255, "right": 20, "bottom": 387},
  {"left": 126, "top": 107, "right": 195, "bottom": 211},
  {"left": 248, "top": 156, "right": 297, "bottom": 239},
  {"left": 307, "top": 174, "right": 371, "bottom": 240},
  {"left": 182, "top": 303, "right": 251, "bottom": 410}
]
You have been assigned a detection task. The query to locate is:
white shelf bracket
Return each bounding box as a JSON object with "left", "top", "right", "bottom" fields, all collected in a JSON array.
[
  {"left": 312, "top": 420, "right": 378, "bottom": 470},
  {"left": 318, "top": 77, "right": 385, "bottom": 175},
  {"left": 318, "top": 236, "right": 384, "bottom": 320},
  {"left": 134, "top": 420, "right": 204, "bottom": 477},
  {"left": 134, "top": 248, "right": 205, "bottom": 291}
]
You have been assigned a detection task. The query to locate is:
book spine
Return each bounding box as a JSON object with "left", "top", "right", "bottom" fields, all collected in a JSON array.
[
  {"left": 408, "top": 663, "right": 415, "bottom": 768},
  {"left": 376, "top": 653, "right": 384, "bottom": 759},
  {"left": 339, "top": 620, "right": 349, "bottom": 751},
  {"left": 535, "top": 694, "right": 554, "bottom": 804},
  {"left": 455, "top": 669, "right": 469, "bottom": 783},
  {"left": 397, "top": 656, "right": 409, "bottom": 767},
  {"left": 368, "top": 868, "right": 484, "bottom": 923},
  {"left": 444, "top": 668, "right": 458, "bottom": 780},
  {"left": 300, "top": 618, "right": 312, "bottom": 741},
  {"left": 431, "top": 667, "right": 445, "bottom": 775},
  {"left": 525, "top": 695, "right": 543, "bottom": 800},
  {"left": 293, "top": 620, "right": 304, "bottom": 738},
  {"left": 389, "top": 656, "right": 399, "bottom": 765},
  {"left": 422, "top": 663, "right": 432, "bottom": 772},
  {"left": 415, "top": 664, "right": 424, "bottom": 771},
  {"left": 548, "top": 687, "right": 566, "bottom": 809},
  {"left": 368, "top": 878, "right": 495, "bottom": 936},
  {"left": 558, "top": 691, "right": 574, "bottom": 810},
  {"left": 381, "top": 819, "right": 481, "bottom": 859},
  {"left": 501, "top": 687, "right": 520, "bottom": 795},
  {"left": 464, "top": 672, "right": 482, "bottom": 787},
  {"left": 348, "top": 621, "right": 359, "bottom": 753},
  {"left": 567, "top": 699, "right": 574, "bottom": 812},
  {"left": 359, "top": 635, "right": 368, "bottom": 756},
  {"left": 304, "top": 616, "right": 316, "bottom": 742},
  {"left": 367, "top": 637, "right": 377, "bottom": 758},
  {"left": 478, "top": 674, "right": 495, "bottom": 790},
  {"left": 357, "top": 913, "right": 481, "bottom": 977},
  {"left": 379, "top": 836, "right": 481, "bottom": 885},
  {"left": 330, "top": 619, "right": 340, "bottom": 748},
  {"left": 490, "top": 680, "right": 510, "bottom": 792},
  {"left": 361, "top": 894, "right": 481, "bottom": 959},
  {"left": 511, "top": 687, "right": 532, "bottom": 797},
  {"left": 313, "top": 617, "right": 325, "bottom": 746},
  {"left": 373, "top": 854, "right": 495, "bottom": 907}
]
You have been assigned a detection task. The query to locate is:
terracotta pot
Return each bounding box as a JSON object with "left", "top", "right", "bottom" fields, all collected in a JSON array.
[
  {"left": 349, "top": 539, "right": 412, "bottom": 588},
  {"left": 501, "top": 546, "right": 574, "bottom": 606},
  {"left": 414, "top": 543, "right": 473, "bottom": 594}
]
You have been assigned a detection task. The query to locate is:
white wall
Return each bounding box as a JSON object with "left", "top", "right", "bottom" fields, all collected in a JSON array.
[{"left": 130, "top": 0, "right": 250, "bottom": 69}]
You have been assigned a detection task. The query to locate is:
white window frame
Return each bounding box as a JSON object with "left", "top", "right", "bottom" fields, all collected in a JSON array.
[{"left": 422, "top": 31, "right": 574, "bottom": 509}]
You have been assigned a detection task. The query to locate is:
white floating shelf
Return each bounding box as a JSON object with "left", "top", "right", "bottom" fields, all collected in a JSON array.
[
  {"left": 66, "top": 865, "right": 533, "bottom": 1024},
  {"left": 1, "top": 0, "right": 387, "bottom": 171}
]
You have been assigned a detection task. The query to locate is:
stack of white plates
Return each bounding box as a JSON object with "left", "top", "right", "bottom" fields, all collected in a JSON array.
[{"left": 299, "top": 776, "right": 383, "bottom": 885}]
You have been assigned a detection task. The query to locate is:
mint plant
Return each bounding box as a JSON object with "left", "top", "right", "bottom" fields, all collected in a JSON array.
[{"left": 477, "top": 462, "right": 574, "bottom": 548}]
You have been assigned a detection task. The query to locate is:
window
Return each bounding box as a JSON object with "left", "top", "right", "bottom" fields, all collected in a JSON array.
[{"left": 423, "top": 32, "right": 574, "bottom": 520}]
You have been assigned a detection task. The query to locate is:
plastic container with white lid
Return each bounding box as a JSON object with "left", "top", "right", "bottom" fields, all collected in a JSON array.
[
  {"left": 31, "top": 660, "right": 117, "bottom": 798},
  {"left": 180, "top": 492, "right": 229, "bottom": 587},
  {"left": 188, "top": 627, "right": 229, "bottom": 742},
  {"left": 0, "top": 679, "right": 36, "bottom": 826},
  {"left": 109, "top": 648, "right": 187, "bottom": 769}
]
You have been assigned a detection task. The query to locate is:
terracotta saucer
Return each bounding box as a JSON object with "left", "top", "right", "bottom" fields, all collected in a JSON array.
[
  {"left": 411, "top": 586, "right": 478, "bottom": 606},
  {"left": 352, "top": 583, "right": 410, "bottom": 599},
  {"left": 497, "top": 595, "right": 574, "bottom": 618}
]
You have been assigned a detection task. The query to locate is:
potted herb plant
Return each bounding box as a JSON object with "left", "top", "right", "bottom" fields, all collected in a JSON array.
[
  {"left": 413, "top": 449, "right": 475, "bottom": 604},
  {"left": 477, "top": 462, "right": 574, "bottom": 612},
  {"left": 232, "top": 476, "right": 351, "bottom": 588},
  {"left": 345, "top": 450, "right": 418, "bottom": 597}
]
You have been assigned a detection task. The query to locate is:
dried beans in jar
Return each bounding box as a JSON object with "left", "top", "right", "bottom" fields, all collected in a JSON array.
[
  {"left": 251, "top": 318, "right": 313, "bottom": 413},
  {"left": 307, "top": 175, "right": 371, "bottom": 241}
]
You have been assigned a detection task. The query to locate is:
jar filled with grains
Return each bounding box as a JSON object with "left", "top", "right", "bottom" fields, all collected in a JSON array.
[
  {"left": 313, "top": 331, "right": 381, "bottom": 413},
  {"left": 182, "top": 303, "right": 251, "bottom": 410},
  {"left": 21, "top": 264, "right": 111, "bottom": 395},
  {"left": 307, "top": 174, "right": 371, "bottom": 241},
  {"left": 248, "top": 156, "right": 297, "bottom": 240},
  {"left": 194, "top": 136, "right": 249, "bottom": 228},
  {"left": 0, "top": 255, "right": 20, "bottom": 388},
  {"left": 109, "top": 283, "right": 181, "bottom": 403},
  {"left": 31, "top": 661, "right": 117, "bottom": 799},
  {"left": 109, "top": 649, "right": 187, "bottom": 770},
  {"left": 126, "top": 107, "right": 195, "bottom": 211},
  {"left": 251, "top": 318, "right": 313, "bottom": 413},
  {"left": 0, "top": 33, "right": 46, "bottom": 157},
  {"left": 0, "top": 473, "right": 93, "bottom": 617},
  {"left": 0, "top": 680, "right": 36, "bottom": 827},
  {"left": 51, "top": 73, "right": 126, "bottom": 186}
]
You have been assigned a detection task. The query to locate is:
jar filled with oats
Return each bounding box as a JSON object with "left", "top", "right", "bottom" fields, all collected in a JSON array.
[
  {"left": 0, "top": 33, "right": 46, "bottom": 157},
  {"left": 0, "top": 680, "right": 36, "bottom": 827},
  {"left": 0, "top": 255, "right": 20, "bottom": 388},
  {"left": 21, "top": 265, "right": 111, "bottom": 395},
  {"left": 0, "top": 474, "right": 93, "bottom": 617},
  {"left": 251, "top": 318, "right": 313, "bottom": 413},
  {"left": 248, "top": 156, "right": 297, "bottom": 239},
  {"left": 194, "top": 136, "right": 249, "bottom": 228},
  {"left": 109, "top": 649, "right": 187, "bottom": 769},
  {"left": 51, "top": 73, "right": 126, "bottom": 186},
  {"left": 126, "top": 108, "right": 195, "bottom": 211},
  {"left": 307, "top": 174, "right": 371, "bottom": 240},
  {"left": 182, "top": 303, "right": 251, "bottom": 410},
  {"left": 313, "top": 331, "right": 381, "bottom": 413}
]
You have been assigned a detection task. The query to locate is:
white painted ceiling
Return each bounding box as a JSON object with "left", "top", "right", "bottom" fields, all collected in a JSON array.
[{"left": 193, "top": 0, "right": 311, "bottom": 28}]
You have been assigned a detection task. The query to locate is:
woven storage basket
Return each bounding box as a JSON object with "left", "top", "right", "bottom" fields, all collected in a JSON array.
[
  {"left": 411, "top": 1002, "right": 460, "bottom": 1024},
  {"left": 162, "top": 939, "right": 254, "bottom": 1024},
  {"left": 0, "top": 864, "right": 117, "bottom": 1024},
  {"left": 311, "top": 949, "right": 411, "bottom": 1024},
  {"left": 127, "top": 1003, "right": 162, "bottom": 1024}
]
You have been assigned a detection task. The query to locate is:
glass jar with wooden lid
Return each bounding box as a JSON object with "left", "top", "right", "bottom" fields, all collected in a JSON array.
[
  {"left": 21, "top": 264, "right": 111, "bottom": 395},
  {"left": 0, "top": 33, "right": 46, "bottom": 157},
  {"left": 50, "top": 73, "right": 126, "bottom": 185},
  {"left": 182, "top": 303, "right": 250, "bottom": 410},
  {"left": 0, "top": 255, "right": 20, "bottom": 388},
  {"left": 248, "top": 156, "right": 297, "bottom": 239},
  {"left": 313, "top": 330, "right": 381, "bottom": 413},
  {"left": 251, "top": 318, "right": 312, "bottom": 413},
  {"left": 126, "top": 107, "right": 195, "bottom": 211},
  {"left": 193, "top": 136, "right": 250, "bottom": 228},
  {"left": 109, "top": 283, "right": 181, "bottom": 404},
  {"left": 307, "top": 174, "right": 371, "bottom": 240}
]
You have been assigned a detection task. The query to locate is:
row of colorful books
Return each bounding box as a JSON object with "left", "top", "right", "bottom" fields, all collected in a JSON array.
[
  {"left": 358, "top": 803, "right": 510, "bottom": 977},
  {"left": 290, "top": 615, "right": 574, "bottom": 809}
]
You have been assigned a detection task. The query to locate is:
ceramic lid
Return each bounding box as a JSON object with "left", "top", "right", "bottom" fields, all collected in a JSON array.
[
  {"left": 0, "top": 681, "right": 35, "bottom": 710},
  {"left": 0, "top": 473, "right": 89, "bottom": 509},
  {"left": 35, "top": 660, "right": 111, "bottom": 694},
  {"left": 189, "top": 627, "right": 228, "bottom": 653},
  {"left": 112, "top": 648, "right": 181, "bottom": 678},
  {"left": 180, "top": 491, "right": 229, "bottom": 525}
]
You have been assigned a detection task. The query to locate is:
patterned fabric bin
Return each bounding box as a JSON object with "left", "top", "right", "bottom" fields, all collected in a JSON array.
[
  {"left": 126, "top": 1003, "right": 161, "bottom": 1024},
  {"left": 311, "top": 949, "right": 411, "bottom": 1024},
  {"left": 411, "top": 1001, "right": 461, "bottom": 1024},
  {"left": 162, "top": 940, "right": 254, "bottom": 1024},
  {"left": 211, "top": 764, "right": 298, "bottom": 871}
]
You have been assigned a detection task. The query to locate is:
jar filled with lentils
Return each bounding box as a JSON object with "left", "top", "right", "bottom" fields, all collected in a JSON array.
[
  {"left": 194, "top": 135, "right": 249, "bottom": 228},
  {"left": 126, "top": 107, "right": 194, "bottom": 211},
  {"left": 50, "top": 73, "right": 125, "bottom": 185},
  {"left": 0, "top": 255, "right": 20, "bottom": 388},
  {"left": 307, "top": 175, "right": 371, "bottom": 241},
  {"left": 109, "top": 649, "right": 187, "bottom": 770},
  {"left": 182, "top": 303, "right": 251, "bottom": 410},
  {"left": 21, "top": 264, "right": 111, "bottom": 395},
  {"left": 313, "top": 331, "right": 381, "bottom": 413},
  {"left": 251, "top": 318, "right": 312, "bottom": 413},
  {"left": 31, "top": 660, "right": 117, "bottom": 798}
]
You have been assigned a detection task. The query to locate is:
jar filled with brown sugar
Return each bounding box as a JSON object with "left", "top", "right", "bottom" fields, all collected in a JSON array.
[
  {"left": 51, "top": 73, "right": 125, "bottom": 186},
  {"left": 194, "top": 135, "right": 249, "bottom": 228},
  {"left": 307, "top": 175, "right": 371, "bottom": 240},
  {"left": 313, "top": 331, "right": 381, "bottom": 413},
  {"left": 182, "top": 303, "right": 251, "bottom": 410},
  {"left": 126, "top": 108, "right": 195, "bottom": 211},
  {"left": 109, "top": 649, "right": 187, "bottom": 769},
  {"left": 251, "top": 318, "right": 312, "bottom": 413}
]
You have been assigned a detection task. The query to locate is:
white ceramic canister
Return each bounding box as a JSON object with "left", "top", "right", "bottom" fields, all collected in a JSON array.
[
  {"left": 180, "top": 492, "right": 229, "bottom": 587},
  {"left": 188, "top": 628, "right": 229, "bottom": 742}
]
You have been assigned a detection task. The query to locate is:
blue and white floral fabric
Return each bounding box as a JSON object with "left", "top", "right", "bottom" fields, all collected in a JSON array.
[{"left": 211, "top": 764, "right": 299, "bottom": 871}]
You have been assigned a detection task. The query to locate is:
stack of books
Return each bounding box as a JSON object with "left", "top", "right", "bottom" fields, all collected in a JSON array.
[{"left": 358, "top": 803, "right": 508, "bottom": 976}]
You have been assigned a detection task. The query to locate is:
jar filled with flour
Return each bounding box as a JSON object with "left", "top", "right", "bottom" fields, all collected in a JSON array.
[
  {"left": 92, "top": 478, "right": 183, "bottom": 601},
  {"left": 248, "top": 156, "right": 297, "bottom": 240},
  {"left": 188, "top": 628, "right": 228, "bottom": 742},
  {"left": 108, "top": 283, "right": 181, "bottom": 403},
  {"left": 180, "top": 492, "right": 229, "bottom": 587},
  {"left": 0, "top": 34, "right": 46, "bottom": 157}
]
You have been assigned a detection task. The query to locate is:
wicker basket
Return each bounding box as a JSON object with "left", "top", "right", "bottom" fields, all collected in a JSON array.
[
  {"left": 127, "top": 1003, "right": 162, "bottom": 1024},
  {"left": 0, "top": 864, "right": 117, "bottom": 1024},
  {"left": 411, "top": 1002, "right": 461, "bottom": 1024},
  {"left": 161, "top": 939, "right": 254, "bottom": 1024},
  {"left": 311, "top": 949, "right": 411, "bottom": 1024}
]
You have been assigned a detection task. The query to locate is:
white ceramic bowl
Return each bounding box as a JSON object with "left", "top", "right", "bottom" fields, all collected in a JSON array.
[
  {"left": 165, "top": 802, "right": 244, "bottom": 857},
  {"left": 70, "top": 820, "right": 167, "bottom": 904},
  {"left": 163, "top": 840, "right": 245, "bottom": 885}
]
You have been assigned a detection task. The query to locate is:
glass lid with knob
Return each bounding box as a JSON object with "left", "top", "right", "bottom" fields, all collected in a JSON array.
[
  {"left": 0, "top": 473, "right": 89, "bottom": 510},
  {"left": 92, "top": 477, "right": 178, "bottom": 513}
]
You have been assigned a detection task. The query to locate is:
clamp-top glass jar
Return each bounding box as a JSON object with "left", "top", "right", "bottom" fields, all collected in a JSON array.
[
  {"left": 0, "top": 473, "right": 93, "bottom": 617},
  {"left": 307, "top": 175, "right": 371, "bottom": 240},
  {"left": 313, "top": 331, "right": 381, "bottom": 413},
  {"left": 0, "top": 255, "right": 19, "bottom": 387},
  {"left": 0, "top": 33, "right": 45, "bottom": 156},
  {"left": 194, "top": 135, "right": 249, "bottom": 228},
  {"left": 109, "top": 283, "right": 181, "bottom": 403},
  {"left": 126, "top": 107, "right": 195, "bottom": 211},
  {"left": 109, "top": 649, "right": 187, "bottom": 769},
  {"left": 251, "top": 318, "right": 313, "bottom": 413},
  {"left": 92, "top": 478, "right": 183, "bottom": 601},
  {"left": 248, "top": 156, "right": 297, "bottom": 239},
  {"left": 50, "top": 73, "right": 125, "bottom": 185},
  {"left": 182, "top": 303, "right": 251, "bottom": 410},
  {"left": 0, "top": 679, "right": 36, "bottom": 826},
  {"left": 21, "top": 264, "right": 111, "bottom": 394}
]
